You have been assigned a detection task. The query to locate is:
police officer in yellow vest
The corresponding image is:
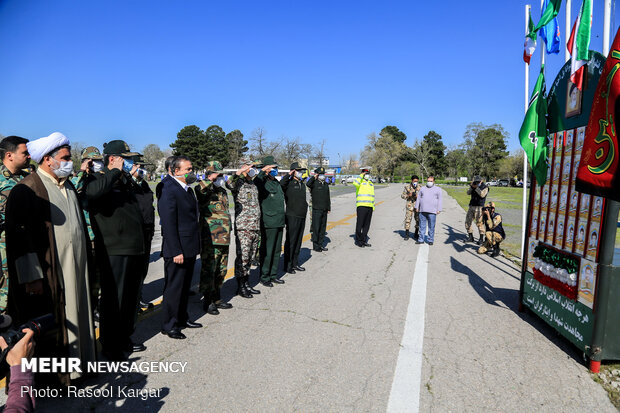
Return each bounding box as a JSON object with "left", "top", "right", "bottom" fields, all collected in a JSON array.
[{"left": 353, "top": 167, "right": 375, "bottom": 248}]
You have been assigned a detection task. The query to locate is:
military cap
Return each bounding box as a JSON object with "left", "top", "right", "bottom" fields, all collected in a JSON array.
[
  {"left": 102, "top": 140, "right": 139, "bottom": 156},
  {"left": 290, "top": 161, "right": 306, "bottom": 171},
  {"left": 239, "top": 157, "right": 253, "bottom": 166},
  {"left": 81, "top": 146, "right": 103, "bottom": 160},
  {"left": 314, "top": 166, "right": 325, "bottom": 174},
  {"left": 262, "top": 155, "right": 277, "bottom": 167},
  {"left": 486, "top": 201, "right": 496, "bottom": 208},
  {"left": 474, "top": 175, "right": 482, "bottom": 182},
  {"left": 205, "top": 161, "right": 224, "bottom": 174}
]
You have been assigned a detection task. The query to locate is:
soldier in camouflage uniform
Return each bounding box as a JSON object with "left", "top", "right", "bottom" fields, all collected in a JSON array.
[
  {"left": 401, "top": 175, "right": 420, "bottom": 240},
  {"left": 466, "top": 175, "right": 489, "bottom": 245},
  {"left": 195, "top": 161, "right": 234, "bottom": 315},
  {"left": 230, "top": 158, "right": 261, "bottom": 298},
  {"left": 0, "top": 136, "right": 31, "bottom": 312},
  {"left": 71, "top": 146, "right": 105, "bottom": 316}
]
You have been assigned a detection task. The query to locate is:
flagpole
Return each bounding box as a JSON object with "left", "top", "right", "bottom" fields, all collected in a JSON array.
[
  {"left": 565, "top": 0, "right": 572, "bottom": 61},
  {"left": 522, "top": 4, "right": 532, "bottom": 261},
  {"left": 604, "top": 0, "right": 612, "bottom": 55},
  {"left": 540, "top": 0, "right": 546, "bottom": 69}
]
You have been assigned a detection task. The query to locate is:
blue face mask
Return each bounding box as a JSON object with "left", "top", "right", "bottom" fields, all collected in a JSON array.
[
  {"left": 269, "top": 169, "right": 278, "bottom": 177},
  {"left": 122, "top": 158, "right": 134, "bottom": 173}
]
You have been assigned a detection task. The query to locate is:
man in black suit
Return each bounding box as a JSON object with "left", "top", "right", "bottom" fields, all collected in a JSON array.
[
  {"left": 155, "top": 155, "right": 176, "bottom": 201},
  {"left": 159, "top": 156, "right": 202, "bottom": 339}
]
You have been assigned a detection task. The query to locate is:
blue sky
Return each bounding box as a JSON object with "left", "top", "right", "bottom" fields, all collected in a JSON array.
[{"left": 0, "top": 0, "right": 618, "bottom": 164}]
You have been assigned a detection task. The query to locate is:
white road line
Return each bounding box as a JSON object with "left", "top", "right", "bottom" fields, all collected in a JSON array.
[{"left": 387, "top": 244, "right": 429, "bottom": 413}]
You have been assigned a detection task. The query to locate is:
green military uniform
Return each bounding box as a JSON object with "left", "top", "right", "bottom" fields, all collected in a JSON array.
[
  {"left": 71, "top": 146, "right": 104, "bottom": 312},
  {"left": 195, "top": 161, "right": 232, "bottom": 309},
  {"left": 254, "top": 156, "right": 286, "bottom": 284},
  {"left": 306, "top": 167, "right": 331, "bottom": 252},
  {"left": 0, "top": 164, "right": 29, "bottom": 311}
]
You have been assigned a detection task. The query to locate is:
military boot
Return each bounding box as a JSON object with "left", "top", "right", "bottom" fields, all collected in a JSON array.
[
  {"left": 245, "top": 281, "right": 261, "bottom": 295},
  {"left": 404, "top": 230, "right": 410, "bottom": 240},
  {"left": 491, "top": 244, "right": 501, "bottom": 258},
  {"left": 477, "top": 235, "right": 485, "bottom": 245},
  {"left": 237, "top": 276, "right": 253, "bottom": 298},
  {"left": 203, "top": 291, "right": 219, "bottom": 315},
  {"left": 413, "top": 230, "right": 419, "bottom": 240},
  {"left": 468, "top": 233, "right": 475, "bottom": 243},
  {"left": 214, "top": 288, "right": 233, "bottom": 309}
]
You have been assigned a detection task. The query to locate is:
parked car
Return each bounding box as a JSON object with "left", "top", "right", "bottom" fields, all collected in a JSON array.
[
  {"left": 488, "top": 180, "right": 498, "bottom": 186},
  {"left": 498, "top": 179, "right": 510, "bottom": 187}
]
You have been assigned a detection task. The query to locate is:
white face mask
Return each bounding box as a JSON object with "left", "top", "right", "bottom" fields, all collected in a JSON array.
[
  {"left": 92, "top": 160, "right": 104, "bottom": 172},
  {"left": 51, "top": 159, "right": 73, "bottom": 178},
  {"left": 247, "top": 168, "right": 257, "bottom": 178},
  {"left": 295, "top": 171, "right": 303, "bottom": 179},
  {"left": 426, "top": 181, "right": 434, "bottom": 188},
  {"left": 318, "top": 174, "right": 326, "bottom": 181},
  {"left": 412, "top": 182, "right": 418, "bottom": 187}
]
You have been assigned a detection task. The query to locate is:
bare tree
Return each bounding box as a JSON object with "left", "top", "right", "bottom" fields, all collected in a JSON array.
[
  {"left": 411, "top": 139, "right": 432, "bottom": 178},
  {"left": 250, "top": 127, "right": 267, "bottom": 157},
  {"left": 313, "top": 139, "right": 327, "bottom": 168}
]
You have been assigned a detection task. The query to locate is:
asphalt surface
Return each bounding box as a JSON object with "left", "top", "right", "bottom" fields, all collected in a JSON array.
[{"left": 3, "top": 184, "right": 615, "bottom": 412}]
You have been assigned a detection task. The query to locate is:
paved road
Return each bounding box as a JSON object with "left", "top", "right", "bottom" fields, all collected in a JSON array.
[{"left": 6, "top": 184, "right": 614, "bottom": 412}]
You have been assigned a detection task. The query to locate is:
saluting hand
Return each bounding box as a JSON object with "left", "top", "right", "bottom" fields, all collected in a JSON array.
[{"left": 109, "top": 156, "right": 124, "bottom": 171}]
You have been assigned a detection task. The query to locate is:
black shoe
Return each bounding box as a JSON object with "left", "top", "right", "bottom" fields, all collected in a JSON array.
[
  {"left": 294, "top": 266, "right": 305, "bottom": 272},
  {"left": 428, "top": 242, "right": 434, "bottom": 245},
  {"left": 272, "top": 278, "right": 285, "bottom": 284},
  {"left": 245, "top": 282, "right": 261, "bottom": 295},
  {"left": 491, "top": 245, "right": 501, "bottom": 257},
  {"left": 260, "top": 280, "right": 274, "bottom": 287},
  {"left": 468, "top": 233, "right": 475, "bottom": 243},
  {"left": 161, "top": 329, "right": 186, "bottom": 339},
  {"left": 206, "top": 303, "right": 219, "bottom": 315},
  {"left": 127, "top": 342, "right": 147, "bottom": 353},
  {"left": 413, "top": 230, "right": 419, "bottom": 239},
  {"left": 313, "top": 247, "right": 322, "bottom": 252},
  {"left": 184, "top": 321, "right": 203, "bottom": 328},
  {"left": 477, "top": 235, "right": 485, "bottom": 245},
  {"left": 321, "top": 247, "right": 328, "bottom": 251},
  {"left": 215, "top": 301, "right": 233, "bottom": 309},
  {"left": 415, "top": 240, "right": 423, "bottom": 244},
  {"left": 237, "top": 277, "right": 254, "bottom": 298},
  {"left": 363, "top": 242, "right": 372, "bottom": 247},
  {"left": 404, "top": 230, "right": 410, "bottom": 240},
  {"left": 287, "top": 268, "right": 296, "bottom": 274},
  {"left": 355, "top": 241, "right": 365, "bottom": 248}
]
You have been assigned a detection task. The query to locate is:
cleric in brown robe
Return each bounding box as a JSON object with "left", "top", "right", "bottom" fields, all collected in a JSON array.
[{"left": 5, "top": 132, "right": 96, "bottom": 384}]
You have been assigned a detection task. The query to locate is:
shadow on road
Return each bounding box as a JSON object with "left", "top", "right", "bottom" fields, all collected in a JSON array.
[{"left": 449, "top": 255, "right": 585, "bottom": 365}]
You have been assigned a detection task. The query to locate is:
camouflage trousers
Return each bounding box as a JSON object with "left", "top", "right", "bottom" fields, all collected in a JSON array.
[
  {"left": 404, "top": 201, "right": 419, "bottom": 231},
  {"left": 465, "top": 206, "right": 485, "bottom": 236},
  {"left": 235, "top": 229, "right": 260, "bottom": 279},
  {"left": 477, "top": 232, "right": 503, "bottom": 254},
  {"left": 200, "top": 244, "right": 229, "bottom": 294},
  {"left": 0, "top": 240, "right": 7, "bottom": 312}
]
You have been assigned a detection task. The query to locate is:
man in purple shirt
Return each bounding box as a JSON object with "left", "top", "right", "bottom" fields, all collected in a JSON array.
[{"left": 414, "top": 176, "right": 442, "bottom": 245}]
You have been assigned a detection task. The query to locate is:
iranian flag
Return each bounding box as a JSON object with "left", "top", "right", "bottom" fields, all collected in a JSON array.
[
  {"left": 524, "top": 9, "right": 537, "bottom": 64},
  {"left": 567, "top": 0, "right": 592, "bottom": 90}
]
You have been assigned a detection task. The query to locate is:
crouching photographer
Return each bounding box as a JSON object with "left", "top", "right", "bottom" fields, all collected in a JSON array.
[
  {"left": 477, "top": 202, "right": 505, "bottom": 258},
  {"left": 0, "top": 313, "right": 37, "bottom": 413}
]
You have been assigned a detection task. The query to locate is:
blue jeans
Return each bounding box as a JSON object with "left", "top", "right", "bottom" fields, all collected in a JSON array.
[{"left": 418, "top": 212, "right": 437, "bottom": 243}]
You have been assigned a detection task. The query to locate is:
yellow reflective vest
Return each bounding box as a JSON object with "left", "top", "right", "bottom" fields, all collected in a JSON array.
[{"left": 353, "top": 174, "right": 375, "bottom": 209}]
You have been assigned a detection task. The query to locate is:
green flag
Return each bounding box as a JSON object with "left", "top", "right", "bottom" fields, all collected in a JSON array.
[
  {"left": 519, "top": 67, "right": 548, "bottom": 186},
  {"left": 533, "top": 0, "right": 563, "bottom": 32}
]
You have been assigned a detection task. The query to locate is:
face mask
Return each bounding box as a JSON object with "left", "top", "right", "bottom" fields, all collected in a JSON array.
[
  {"left": 51, "top": 159, "right": 73, "bottom": 178},
  {"left": 295, "top": 171, "right": 303, "bottom": 179},
  {"left": 184, "top": 172, "right": 197, "bottom": 185},
  {"left": 214, "top": 176, "right": 226, "bottom": 187},
  {"left": 426, "top": 181, "right": 434, "bottom": 188},
  {"left": 122, "top": 158, "right": 134, "bottom": 173},
  {"left": 412, "top": 182, "right": 418, "bottom": 187},
  {"left": 318, "top": 174, "right": 326, "bottom": 181},
  {"left": 92, "top": 160, "right": 104, "bottom": 173},
  {"left": 247, "top": 168, "right": 257, "bottom": 178},
  {"left": 269, "top": 169, "right": 278, "bottom": 177}
]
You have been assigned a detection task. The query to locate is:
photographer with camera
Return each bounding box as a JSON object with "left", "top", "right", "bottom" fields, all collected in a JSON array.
[
  {"left": 465, "top": 175, "right": 489, "bottom": 245},
  {"left": 477, "top": 202, "right": 505, "bottom": 258},
  {"left": 0, "top": 324, "right": 35, "bottom": 413}
]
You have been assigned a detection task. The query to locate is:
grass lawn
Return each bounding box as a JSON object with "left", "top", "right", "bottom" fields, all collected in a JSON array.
[{"left": 441, "top": 185, "right": 530, "bottom": 261}]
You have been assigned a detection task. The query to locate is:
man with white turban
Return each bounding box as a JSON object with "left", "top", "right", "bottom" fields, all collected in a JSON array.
[{"left": 5, "top": 132, "right": 96, "bottom": 385}]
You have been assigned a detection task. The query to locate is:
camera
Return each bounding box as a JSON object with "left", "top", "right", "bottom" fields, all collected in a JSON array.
[{"left": 0, "top": 313, "right": 55, "bottom": 358}]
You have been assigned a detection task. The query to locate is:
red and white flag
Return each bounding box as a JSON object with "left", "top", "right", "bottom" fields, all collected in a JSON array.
[
  {"left": 524, "top": 9, "right": 536, "bottom": 64},
  {"left": 567, "top": 0, "right": 593, "bottom": 91}
]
